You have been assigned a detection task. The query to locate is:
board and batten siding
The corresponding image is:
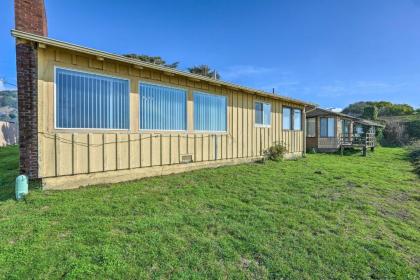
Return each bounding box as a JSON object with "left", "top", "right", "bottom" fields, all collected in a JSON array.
[{"left": 37, "top": 46, "right": 304, "bottom": 188}]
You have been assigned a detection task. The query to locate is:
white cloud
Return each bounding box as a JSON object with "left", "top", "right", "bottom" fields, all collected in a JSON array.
[
  {"left": 220, "top": 65, "right": 276, "bottom": 80},
  {"left": 0, "top": 80, "right": 6, "bottom": 91}
]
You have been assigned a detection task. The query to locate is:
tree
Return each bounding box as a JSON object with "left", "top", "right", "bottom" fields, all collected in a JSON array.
[
  {"left": 187, "top": 65, "right": 220, "bottom": 79},
  {"left": 362, "top": 106, "right": 378, "bottom": 120},
  {"left": 123, "top": 54, "right": 179, "bottom": 68},
  {"left": 342, "top": 101, "right": 414, "bottom": 117}
]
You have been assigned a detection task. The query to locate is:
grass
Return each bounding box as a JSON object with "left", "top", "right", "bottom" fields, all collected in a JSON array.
[{"left": 0, "top": 146, "right": 419, "bottom": 279}]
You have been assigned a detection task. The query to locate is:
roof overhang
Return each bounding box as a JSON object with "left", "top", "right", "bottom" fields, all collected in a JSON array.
[
  {"left": 307, "top": 107, "right": 385, "bottom": 127},
  {"left": 12, "top": 29, "right": 316, "bottom": 107}
]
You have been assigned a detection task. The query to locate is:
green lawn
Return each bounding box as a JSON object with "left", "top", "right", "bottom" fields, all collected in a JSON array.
[{"left": 0, "top": 146, "right": 419, "bottom": 279}]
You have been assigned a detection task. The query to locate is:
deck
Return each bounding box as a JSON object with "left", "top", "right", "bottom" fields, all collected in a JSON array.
[{"left": 339, "top": 132, "right": 376, "bottom": 156}]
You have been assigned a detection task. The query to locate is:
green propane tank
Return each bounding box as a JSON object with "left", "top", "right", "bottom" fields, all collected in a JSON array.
[{"left": 15, "top": 175, "right": 28, "bottom": 200}]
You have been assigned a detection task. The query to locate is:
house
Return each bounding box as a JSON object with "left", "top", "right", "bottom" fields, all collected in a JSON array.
[
  {"left": 13, "top": 0, "right": 314, "bottom": 189},
  {"left": 306, "top": 107, "right": 385, "bottom": 154}
]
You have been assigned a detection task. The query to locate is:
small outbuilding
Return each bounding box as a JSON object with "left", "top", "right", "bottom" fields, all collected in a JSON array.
[{"left": 305, "top": 108, "right": 385, "bottom": 154}]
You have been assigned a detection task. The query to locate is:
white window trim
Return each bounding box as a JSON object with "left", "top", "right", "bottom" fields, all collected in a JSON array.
[
  {"left": 255, "top": 101, "right": 271, "bottom": 128},
  {"left": 138, "top": 81, "right": 188, "bottom": 132},
  {"left": 54, "top": 66, "right": 131, "bottom": 131},
  {"left": 193, "top": 91, "right": 228, "bottom": 133}
]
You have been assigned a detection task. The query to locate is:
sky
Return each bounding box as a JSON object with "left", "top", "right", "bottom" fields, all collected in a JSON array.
[{"left": 1, "top": 0, "right": 420, "bottom": 109}]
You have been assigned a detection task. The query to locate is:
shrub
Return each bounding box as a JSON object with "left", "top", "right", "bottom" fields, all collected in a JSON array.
[
  {"left": 263, "top": 142, "right": 288, "bottom": 162},
  {"left": 381, "top": 120, "right": 410, "bottom": 146},
  {"left": 407, "top": 120, "right": 420, "bottom": 140}
]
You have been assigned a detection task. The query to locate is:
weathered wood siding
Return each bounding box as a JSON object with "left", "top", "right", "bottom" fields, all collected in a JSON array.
[{"left": 37, "top": 46, "right": 305, "bottom": 184}]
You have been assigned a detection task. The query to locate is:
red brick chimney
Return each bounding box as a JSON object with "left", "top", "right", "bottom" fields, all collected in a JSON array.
[
  {"left": 15, "top": 0, "right": 48, "bottom": 36},
  {"left": 15, "top": 0, "right": 48, "bottom": 179}
]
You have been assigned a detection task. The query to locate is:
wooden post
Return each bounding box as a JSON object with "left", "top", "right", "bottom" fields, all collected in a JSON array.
[{"left": 362, "top": 146, "right": 367, "bottom": 157}]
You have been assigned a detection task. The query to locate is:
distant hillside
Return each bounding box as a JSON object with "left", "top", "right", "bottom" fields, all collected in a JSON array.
[
  {"left": 342, "top": 101, "right": 415, "bottom": 117},
  {"left": 0, "top": 90, "right": 17, "bottom": 122}
]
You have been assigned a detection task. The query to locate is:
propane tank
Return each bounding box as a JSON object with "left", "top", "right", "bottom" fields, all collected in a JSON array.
[{"left": 15, "top": 175, "right": 28, "bottom": 200}]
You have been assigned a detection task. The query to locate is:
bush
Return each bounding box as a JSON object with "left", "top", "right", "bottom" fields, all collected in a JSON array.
[
  {"left": 381, "top": 120, "right": 410, "bottom": 146},
  {"left": 407, "top": 120, "right": 420, "bottom": 140},
  {"left": 263, "top": 142, "right": 288, "bottom": 162}
]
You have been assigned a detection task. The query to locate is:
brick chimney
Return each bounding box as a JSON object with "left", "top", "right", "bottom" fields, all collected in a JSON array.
[
  {"left": 15, "top": 0, "right": 48, "bottom": 179},
  {"left": 15, "top": 0, "right": 48, "bottom": 36}
]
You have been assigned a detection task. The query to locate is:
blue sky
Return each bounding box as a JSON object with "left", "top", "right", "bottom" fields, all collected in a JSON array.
[{"left": 1, "top": 0, "right": 420, "bottom": 109}]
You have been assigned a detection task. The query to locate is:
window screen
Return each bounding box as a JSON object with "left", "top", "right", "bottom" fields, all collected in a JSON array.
[
  {"left": 139, "top": 83, "right": 187, "bottom": 131},
  {"left": 55, "top": 68, "right": 129, "bottom": 129},
  {"left": 194, "top": 92, "right": 227, "bottom": 132}
]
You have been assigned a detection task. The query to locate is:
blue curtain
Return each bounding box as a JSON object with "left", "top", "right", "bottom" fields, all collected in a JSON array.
[
  {"left": 194, "top": 92, "right": 227, "bottom": 132},
  {"left": 56, "top": 68, "right": 129, "bottom": 129},
  {"left": 140, "top": 83, "right": 187, "bottom": 131}
]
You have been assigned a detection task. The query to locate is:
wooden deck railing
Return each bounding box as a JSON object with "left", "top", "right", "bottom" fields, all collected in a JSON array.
[{"left": 339, "top": 132, "right": 376, "bottom": 148}]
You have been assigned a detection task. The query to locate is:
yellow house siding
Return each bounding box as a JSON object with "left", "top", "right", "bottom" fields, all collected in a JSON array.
[{"left": 37, "top": 46, "right": 305, "bottom": 187}]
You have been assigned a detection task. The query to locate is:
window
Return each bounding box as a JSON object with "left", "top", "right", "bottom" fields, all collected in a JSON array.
[
  {"left": 293, "top": 109, "right": 302, "bottom": 130},
  {"left": 306, "top": 118, "right": 316, "bottom": 137},
  {"left": 320, "top": 117, "right": 335, "bottom": 137},
  {"left": 354, "top": 125, "right": 364, "bottom": 135},
  {"left": 255, "top": 101, "right": 271, "bottom": 127},
  {"left": 55, "top": 68, "right": 129, "bottom": 129},
  {"left": 139, "top": 83, "right": 187, "bottom": 131},
  {"left": 342, "top": 120, "right": 350, "bottom": 135},
  {"left": 194, "top": 92, "right": 227, "bottom": 132},
  {"left": 283, "top": 107, "right": 291, "bottom": 130}
]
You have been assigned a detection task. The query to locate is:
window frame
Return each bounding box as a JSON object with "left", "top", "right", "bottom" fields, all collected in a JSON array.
[
  {"left": 306, "top": 117, "right": 316, "bottom": 137},
  {"left": 139, "top": 81, "right": 188, "bottom": 132},
  {"left": 193, "top": 91, "right": 228, "bottom": 133},
  {"left": 320, "top": 117, "right": 336, "bottom": 138},
  {"left": 54, "top": 66, "right": 131, "bottom": 131},
  {"left": 254, "top": 101, "right": 271, "bottom": 128},
  {"left": 282, "top": 106, "right": 292, "bottom": 130},
  {"left": 293, "top": 108, "right": 302, "bottom": 131}
]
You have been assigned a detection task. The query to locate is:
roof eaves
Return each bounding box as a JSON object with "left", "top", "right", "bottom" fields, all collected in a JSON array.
[{"left": 11, "top": 29, "right": 316, "bottom": 107}]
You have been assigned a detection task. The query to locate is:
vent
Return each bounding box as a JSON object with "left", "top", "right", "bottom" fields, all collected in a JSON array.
[{"left": 180, "top": 154, "right": 193, "bottom": 164}]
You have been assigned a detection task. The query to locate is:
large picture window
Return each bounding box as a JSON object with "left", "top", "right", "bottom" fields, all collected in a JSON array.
[
  {"left": 139, "top": 83, "right": 187, "bottom": 131},
  {"left": 320, "top": 117, "right": 335, "bottom": 137},
  {"left": 139, "top": 83, "right": 187, "bottom": 130},
  {"left": 255, "top": 101, "right": 271, "bottom": 127},
  {"left": 55, "top": 68, "right": 129, "bottom": 129},
  {"left": 194, "top": 92, "right": 227, "bottom": 132}
]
